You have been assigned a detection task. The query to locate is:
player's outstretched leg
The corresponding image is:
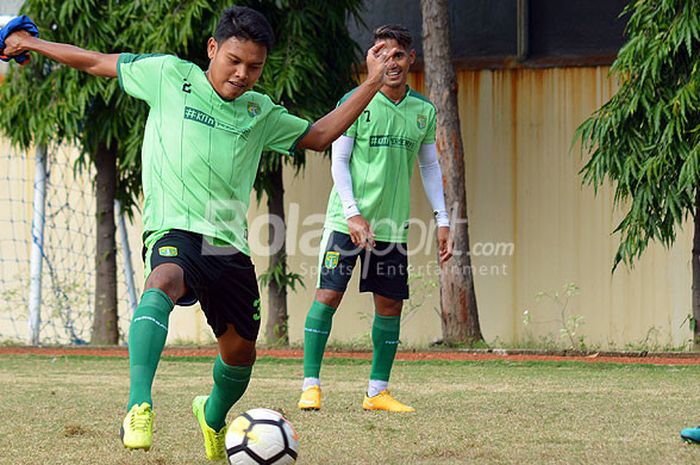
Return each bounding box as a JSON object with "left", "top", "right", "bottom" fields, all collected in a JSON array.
[
  {"left": 681, "top": 426, "right": 700, "bottom": 444},
  {"left": 122, "top": 262, "right": 184, "bottom": 450},
  {"left": 299, "top": 297, "right": 339, "bottom": 410},
  {"left": 121, "top": 287, "right": 175, "bottom": 450},
  {"left": 194, "top": 326, "right": 254, "bottom": 460},
  {"left": 363, "top": 296, "right": 414, "bottom": 413}
]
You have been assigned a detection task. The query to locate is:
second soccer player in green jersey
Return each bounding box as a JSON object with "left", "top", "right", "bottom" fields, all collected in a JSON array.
[
  {"left": 298, "top": 25, "right": 452, "bottom": 413},
  {"left": 2, "top": 6, "right": 398, "bottom": 458}
]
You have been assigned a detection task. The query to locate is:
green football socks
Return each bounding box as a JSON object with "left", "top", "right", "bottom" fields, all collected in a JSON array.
[
  {"left": 302, "top": 301, "right": 337, "bottom": 379},
  {"left": 369, "top": 314, "right": 401, "bottom": 382},
  {"left": 204, "top": 355, "right": 252, "bottom": 431},
  {"left": 127, "top": 288, "right": 174, "bottom": 410}
]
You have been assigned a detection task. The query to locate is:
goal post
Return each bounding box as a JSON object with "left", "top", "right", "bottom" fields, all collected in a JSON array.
[{"left": 28, "top": 144, "right": 47, "bottom": 346}]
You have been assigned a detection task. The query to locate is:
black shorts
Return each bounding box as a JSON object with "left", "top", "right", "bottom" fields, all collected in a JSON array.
[
  {"left": 317, "top": 230, "right": 409, "bottom": 300},
  {"left": 143, "top": 229, "right": 261, "bottom": 341}
]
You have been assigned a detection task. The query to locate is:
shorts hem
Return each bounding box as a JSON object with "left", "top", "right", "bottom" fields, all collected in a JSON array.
[
  {"left": 317, "top": 284, "right": 348, "bottom": 293},
  {"left": 359, "top": 285, "right": 409, "bottom": 301}
]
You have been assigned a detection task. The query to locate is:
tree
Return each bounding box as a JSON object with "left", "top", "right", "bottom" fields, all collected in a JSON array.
[
  {"left": 420, "top": 0, "right": 484, "bottom": 345},
  {"left": 0, "top": 0, "right": 363, "bottom": 345},
  {"left": 253, "top": 1, "right": 363, "bottom": 346},
  {"left": 576, "top": 0, "right": 700, "bottom": 342},
  {"left": 0, "top": 0, "right": 146, "bottom": 344}
]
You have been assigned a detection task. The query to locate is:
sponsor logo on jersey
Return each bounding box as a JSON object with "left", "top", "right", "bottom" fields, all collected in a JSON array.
[
  {"left": 184, "top": 106, "right": 215, "bottom": 127},
  {"left": 417, "top": 114, "right": 427, "bottom": 129},
  {"left": 158, "top": 246, "right": 178, "bottom": 257},
  {"left": 369, "top": 135, "right": 417, "bottom": 151},
  {"left": 324, "top": 251, "right": 340, "bottom": 269},
  {"left": 247, "top": 101, "right": 261, "bottom": 117},
  {"left": 184, "top": 106, "right": 251, "bottom": 138}
]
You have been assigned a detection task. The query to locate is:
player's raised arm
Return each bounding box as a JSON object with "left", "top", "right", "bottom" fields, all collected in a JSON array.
[
  {"left": 296, "top": 42, "right": 398, "bottom": 151},
  {"left": 2, "top": 29, "right": 119, "bottom": 78}
]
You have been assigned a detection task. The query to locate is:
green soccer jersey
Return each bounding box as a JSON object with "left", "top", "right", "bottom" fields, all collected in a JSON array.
[
  {"left": 117, "top": 54, "right": 311, "bottom": 255},
  {"left": 324, "top": 86, "right": 437, "bottom": 242}
]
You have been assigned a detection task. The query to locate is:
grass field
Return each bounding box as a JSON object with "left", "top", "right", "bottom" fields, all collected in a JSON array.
[{"left": 2, "top": 354, "right": 700, "bottom": 464}]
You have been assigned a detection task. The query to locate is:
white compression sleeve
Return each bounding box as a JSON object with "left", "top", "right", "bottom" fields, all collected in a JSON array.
[
  {"left": 418, "top": 143, "right": 450, "bottom": 227},
  {"left": 331, "top": 135, "right": 361, "bottom": 219}
]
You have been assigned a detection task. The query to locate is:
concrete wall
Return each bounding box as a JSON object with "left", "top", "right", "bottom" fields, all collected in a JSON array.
[
  {"left": 280, "top": 66, "right": 692, "bottom": 349},
  {"left": 0, "top": 66, "right": 693, "bottom": 348}
]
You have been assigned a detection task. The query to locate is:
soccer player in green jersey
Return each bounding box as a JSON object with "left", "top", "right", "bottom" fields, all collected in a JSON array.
[
  {"left": 2, "top": 6, "right": 397, "bottom": 458},
  {"left": 298, "top": 25, "right": 452, "bottom": 413}
]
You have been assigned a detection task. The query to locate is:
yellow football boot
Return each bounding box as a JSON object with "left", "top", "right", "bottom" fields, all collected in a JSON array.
[
  {"left": 120, "top": 402, "right": 154, "bottom": 450},
  {"left": 297, "top": 385, "right": 321, "bottom": 410},
  {"left": 362, "top": 390, "right": 415, "bottom": 412},
  {"left": 192, "top": 396, "right": 227, "bottom": 460}
]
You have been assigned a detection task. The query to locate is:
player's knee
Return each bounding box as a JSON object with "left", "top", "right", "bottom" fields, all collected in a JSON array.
[
  {"left": 145, "top": 263, "right": 186, "bottom": 303},
  {"left": 218, "top": 325, "right": 257, "bottom": 366},
  {"left": 315, "top": 288, "right": 343, "bottom": 309},
  {"left": 375, "top": 295, "right": 403, "bottom": 316},
  {"left": 377, "top": 307, "right": 402, "bottom": 317},
  {"left": 221, "top": 345, "right": 256, "bottom": 366}
]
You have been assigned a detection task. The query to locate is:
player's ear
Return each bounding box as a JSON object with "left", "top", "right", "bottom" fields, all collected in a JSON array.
[
  {"left": 409, "top": 48, "right": 416, "bottom": 66},
  {"left": 207, "top": 37, "right": 218, "bottom": 61}
]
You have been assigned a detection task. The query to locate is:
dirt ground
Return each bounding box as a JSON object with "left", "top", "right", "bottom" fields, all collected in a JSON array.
[{"left": 3, "top": 346, "right": 700, "bottom": 365}]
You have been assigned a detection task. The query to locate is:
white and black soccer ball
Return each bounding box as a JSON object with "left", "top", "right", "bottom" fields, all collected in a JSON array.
[{"left": 226, "top": 408, "right": 299, "bottom": 465}]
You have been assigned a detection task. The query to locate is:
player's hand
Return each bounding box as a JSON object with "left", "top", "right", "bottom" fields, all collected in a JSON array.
[
  {"left": 1, "top": 30, "right": 33, "bottom": 57},
  {"left": 437, "top": 226, "right": 452, "bottom": 265},
  {"left": 348, "top": 215, "right": 375, "bottom": 250},
  {"left": 365, "top": 42, "right": 398, "bottom": 85}
]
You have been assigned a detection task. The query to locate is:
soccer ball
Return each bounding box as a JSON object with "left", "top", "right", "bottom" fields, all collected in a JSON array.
[{"left": 226, "top": 408, "right": 299, "bottom": 465}]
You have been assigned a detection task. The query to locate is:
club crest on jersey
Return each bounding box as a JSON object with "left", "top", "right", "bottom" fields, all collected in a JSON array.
[
  {"left": 324, "top": 251, "right": 340, "bottom": 269},
  {"left": 158, "top": 246, "right": 178, "bottom": 257},
  {"left": 417, "top": 114, "right": 427, "bottom": 130},
  {"left": 247, "top": 101, "right": 261, "bottom": 117}
]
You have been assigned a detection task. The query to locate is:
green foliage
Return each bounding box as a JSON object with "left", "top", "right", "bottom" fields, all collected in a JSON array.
[
  {"left": 524, "top": 283, "right": 586, "bottom": 350},
  {"left": 0, "top": 0, "right": 146, "bottom": 212},
  {"left": 257, "top": 253, "right": 305, "bottom": 291},
  {"left": 252, "top": 0, "right": 364, "bottom": 200},
  {"left": 403, "top": 270, "right": 440, "bottom": 327},
  {"left": 575, "top": 0, "right": 700, "bottom": 269},
  {"left": 0, "top": 0, "right": 363, "bottom": 213}
]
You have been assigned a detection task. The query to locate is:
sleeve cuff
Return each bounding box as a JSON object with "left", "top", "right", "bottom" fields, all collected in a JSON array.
[
  {"left": 435, "top": 211, "right": 450, "bottom": 227},
  {"left": 343, "top": 204, "right": 361, "bottom": 219},
  {"left": 288, "top": 121, "right": 312, "bottom": 153},
  {"left": 116, "top": 53, "right": 127, "bottom": 91}
]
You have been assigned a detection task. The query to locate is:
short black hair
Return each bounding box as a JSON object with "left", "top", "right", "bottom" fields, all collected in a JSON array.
[
  {"left": 373, "top": 24, "right": 412, "bottom": 50},
  {"left": 215, "top": 6, "right": 275, "bottom": 51}
]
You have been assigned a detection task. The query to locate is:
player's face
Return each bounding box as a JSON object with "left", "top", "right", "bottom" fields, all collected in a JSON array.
[
  {"left": 207, "top": 36, "right": 267, "bottom": 100},
  {"left": 375, "top": 38, "right": 415, "bottom": 89}
]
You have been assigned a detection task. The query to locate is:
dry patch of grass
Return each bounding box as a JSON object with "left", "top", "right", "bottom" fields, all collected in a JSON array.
[{"left": 63, "top": 424, "right": 91, "bottom": 437}]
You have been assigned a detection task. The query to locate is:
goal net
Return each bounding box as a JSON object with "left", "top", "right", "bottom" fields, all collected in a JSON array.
[{"left": 0, "top": 142, "right": 139, "bottom": 345}]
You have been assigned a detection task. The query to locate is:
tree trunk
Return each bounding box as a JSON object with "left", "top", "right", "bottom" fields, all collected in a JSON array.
[
  {"left": 421, "top": 0, "right": 484, "bottom": 345},
  {"left": 693, "top": 189, "right": 700, "bottom": 348},
  {"left": 265, "top": 162, "right": 289, "bottom": 346},
  {"left": 91, "top": 142, "right": 119, "bottom": 345}
]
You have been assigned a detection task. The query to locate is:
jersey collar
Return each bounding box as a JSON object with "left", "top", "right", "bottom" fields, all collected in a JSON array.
[{"left": 378, "top": 85, "right": 410, "bottom": 106}]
